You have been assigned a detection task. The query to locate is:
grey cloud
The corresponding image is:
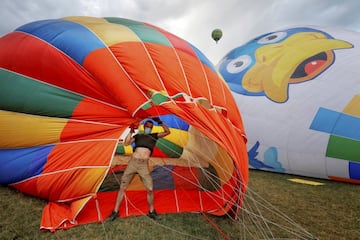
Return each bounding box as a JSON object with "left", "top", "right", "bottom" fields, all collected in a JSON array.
[{"left": 1, "top": 0, "right": 360, "bottom": 64}]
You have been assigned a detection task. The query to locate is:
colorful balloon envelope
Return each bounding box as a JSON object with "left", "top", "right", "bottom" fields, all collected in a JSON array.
[
  {"left": 218, "top": 26, "right": 360, "bottom": 184},
  {"left": 0, "top": 16, "right": 248, "bottom": 231}
]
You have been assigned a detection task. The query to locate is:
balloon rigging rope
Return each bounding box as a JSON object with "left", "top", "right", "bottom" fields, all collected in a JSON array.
[
  {"left": 105, "top": 117, "right": 316, "bottom": 239},
  {"left": 123, "top": 198, "right": 209, "bottom": 240},
  {"left": 154, "top": 125, "right": 315, "bottom": 239},
  {"left": 151, "top": 119, "right": 270, "bottom": 239}
]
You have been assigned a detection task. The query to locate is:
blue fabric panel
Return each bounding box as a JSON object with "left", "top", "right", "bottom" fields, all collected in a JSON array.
[
  {"left": 161, "top": 114, "right": 189, "bottom": 130},
  {"left": 16, "top": 19, "right": 105, "bottom": 65},
  {"left": 142, "top": 114, "right": 189, "bottom": 130},
  {"left": 0, "top": 145, "right": 54, "bottom": 185},
  {"left": 189, "top": 43, "right": 217, "bottom": 73},
  {"left": 310, "top": 107, "right": 360, "bottom": 140},
  {"left": 310, "top": 107, "right": 339, "bottom": 133},
  {"left": 349, "top": 162, "right": 360, "bottom": 180},
  {"left": 151, "top": 165, "right": 174, "bottom": 190}
]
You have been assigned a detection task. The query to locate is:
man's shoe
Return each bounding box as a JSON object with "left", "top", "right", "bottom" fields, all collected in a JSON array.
[
  {"left": 108, "top": 211, "right": 119, "bottom": 221},
  {"left": 147, "top": 210, "right": 161, "bottom": 220}
]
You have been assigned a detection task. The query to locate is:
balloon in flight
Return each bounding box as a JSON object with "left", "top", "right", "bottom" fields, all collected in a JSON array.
[{"left": 212, "top": 28, "right": 223, "bottom": 43}]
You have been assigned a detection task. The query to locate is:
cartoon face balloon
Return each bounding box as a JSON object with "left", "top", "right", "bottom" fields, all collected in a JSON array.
[
  {"left": 0, "top": 16, "right": 248, "bottom": 231},
  {"left": 218, "top": 26, "right": 360, "bottom": 184}
]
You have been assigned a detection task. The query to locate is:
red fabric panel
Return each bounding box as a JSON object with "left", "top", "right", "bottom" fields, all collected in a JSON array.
[
  {"left": 0, "top": 32, "right": 114, "bottom": 104},
  {"left": 173, "top": 166, "right": 199, "bottom": 190},
  {"left": 73, "top": 189, "right": 224, "bottom": 226},
  {"left": 151, "top": 147, "right": 168, "bottom": 158},
  {"left": 145, "top": 23, "right": 196, "bottom": 58}
]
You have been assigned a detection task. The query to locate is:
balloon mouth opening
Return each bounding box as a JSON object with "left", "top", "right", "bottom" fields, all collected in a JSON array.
[{"left": 103, "top": 124, "right": 234, "bottom": 193}]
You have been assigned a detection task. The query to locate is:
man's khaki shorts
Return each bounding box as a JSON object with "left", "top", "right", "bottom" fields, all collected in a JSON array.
[{"left": 120, "top": 156, "right": 153, "bottom": 190}]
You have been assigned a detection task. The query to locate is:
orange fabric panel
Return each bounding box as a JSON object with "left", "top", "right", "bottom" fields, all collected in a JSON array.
[
  {"left": 41, "top": 202, "right": 75, "bottom": 231},
  {"left": 328, "top": 176, "right": 360, "bottom": 184},
  {"left": 45, "top": 141, "right": 115, "bottom": 172},
  {"left": 110, "top": 42, "right": 165, "bottom": 93},
  {"left": 13, "top": 167, "right": 109, "bottom": 201},
  {"left": 202, "top": 66, "right": 228, "bottom": 106},
  {"left": 142, "top": 43, "right": 190, "bottom": 96},
  {"left": 41, "top": 196, "right": 92, "bottom": 231},
  {"left": 12, "top": 141, "right": 117, "bottom": 201},
  {"left": 83, "top": 48, "right": 148, "bottom": 115},
  {"left": 38, "top": 168, "right": 107, "bottom": 201},
  {"left": 161, "top": 102, "right": 248, "bottom": 187},
  {"left": 175, "top": 50, "right": 211, "bottom": 100},
  {"left": 60, "top": 120, "right": 124, "bottom": 141},
  {"left": 220, "top": 80, "right": 245, "bottom": 130},
  {"left": 71, "top": 97, "right": 131, "bottom": 124}
]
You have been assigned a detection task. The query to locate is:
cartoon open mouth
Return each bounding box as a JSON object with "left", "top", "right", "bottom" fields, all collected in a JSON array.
[{"left": 241, "top": 31, "right": 352, "bottom": 102}]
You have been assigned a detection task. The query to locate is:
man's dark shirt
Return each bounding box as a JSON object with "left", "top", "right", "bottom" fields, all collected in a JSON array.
[{"left": 133, "top": 133, "right": 158, "bottom": 154}]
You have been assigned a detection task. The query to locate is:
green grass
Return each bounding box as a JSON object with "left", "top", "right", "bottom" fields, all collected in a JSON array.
[{"left": 0, "top": 170, "right": 359, "bottom": 240}]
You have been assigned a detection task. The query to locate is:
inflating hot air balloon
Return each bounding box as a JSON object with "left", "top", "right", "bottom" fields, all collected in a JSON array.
[
  {"left": 212, "top": 29, "right": 223, "bottom": 43},
  {"left": 0, "top": 16, "right": 248, "bottom": 231},
  {"left": 218, "top": 26, "right": 360, "bottom": 184}
]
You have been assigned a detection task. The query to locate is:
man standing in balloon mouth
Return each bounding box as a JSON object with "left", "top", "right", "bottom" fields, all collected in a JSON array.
[{"left": 108, "top": 117, "right": 171, "bottom": 221}]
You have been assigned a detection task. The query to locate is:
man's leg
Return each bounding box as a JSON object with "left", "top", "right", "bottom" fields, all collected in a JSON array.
[
  {"left": 114, "top": 185, "right": 126, "bottom": 212},
  {"left": 147, "top": 188, "right": 154, "bottom": 212},
  {"left": 108, "top": 157, "right": 136, "bottom": 221},
  {"left": 108, "top": 185, "right": 126, "bottom": 221},
  {"left": 138, "top": 162, "right": 160, "bottom": 220}
]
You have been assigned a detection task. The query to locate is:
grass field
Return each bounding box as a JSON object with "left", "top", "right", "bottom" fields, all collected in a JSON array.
[{"left": 1, "top": 170, "right": 359, "bottom": 240}]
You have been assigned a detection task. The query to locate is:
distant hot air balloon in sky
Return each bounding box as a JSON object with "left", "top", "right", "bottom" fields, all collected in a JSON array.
[
  {"left": 0, "top": 16, "right": 248, "bottom": 231},
  {"left": 212, "top": 28, "right": 223, "bottom": 43},
  {"left": 218, "top": 26, "right": 360, "bottom": 184}
]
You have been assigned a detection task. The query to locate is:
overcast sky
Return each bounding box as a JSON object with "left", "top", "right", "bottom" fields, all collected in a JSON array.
[{"left": 1, "top": 0, "right": 360, "bottom": 64}]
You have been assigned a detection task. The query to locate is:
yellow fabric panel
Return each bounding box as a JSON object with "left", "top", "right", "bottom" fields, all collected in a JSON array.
[
  {"left": 0, "top": 110, "right": 66, "bottom": 148},
  {"left": 209, "top": 146, "right": 234, "bottom": 185},
  {"left": 70, "top": 196, "right": 92, "bottom": 218},
  {"left": 124, "top": 145, "right": 133, "bottom": 154},
  {"left": 179, "top": 126, "right": 216, "bottom": 167},
  {"left": 126, "top": 174, "right": 146, "bottom": 190},
  {"left": 59, "top": 168, "right": 108, "bottom": 200},
  {"left": 343, "top": 94, "right": 360, "bottom": 116},
  {"left": 153, "top": 126, "right": 189, "bottom": 147},
  {"left": 288, "top": 178, "right": 324, "bottom": 186},
  {"left": 63, "top": 16, "right": 141, "bottom": 46}
]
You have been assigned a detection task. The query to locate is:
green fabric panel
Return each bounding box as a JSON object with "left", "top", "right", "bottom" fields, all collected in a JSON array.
[
  {"left": 326, "top": 135, "right": 360, "bottom": 162},
  {"left": 104, "top": 17, "right": 171, "bottom": 46},
  {"left": 156, "top": 138, "right": 183, "bottom": 158},
  {"left": 151, "top": 92, "right": 169, "bottom": 105},
  {"left": 0, "top": 69, "right": 83, "bottom": 117},
  {"left": 116, "top": 145, "right": 125, "bottom": 155},
  {"left": 141, "top": 102, "right": 152, "bottom": 110}
]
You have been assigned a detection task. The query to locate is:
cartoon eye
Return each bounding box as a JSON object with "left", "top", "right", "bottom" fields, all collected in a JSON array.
[
  {"left": 257, "top": 31, "right": 287, "bottom": 44},
  {"left": 226, "top": 55, "right": 252, "bottom": 74}
]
